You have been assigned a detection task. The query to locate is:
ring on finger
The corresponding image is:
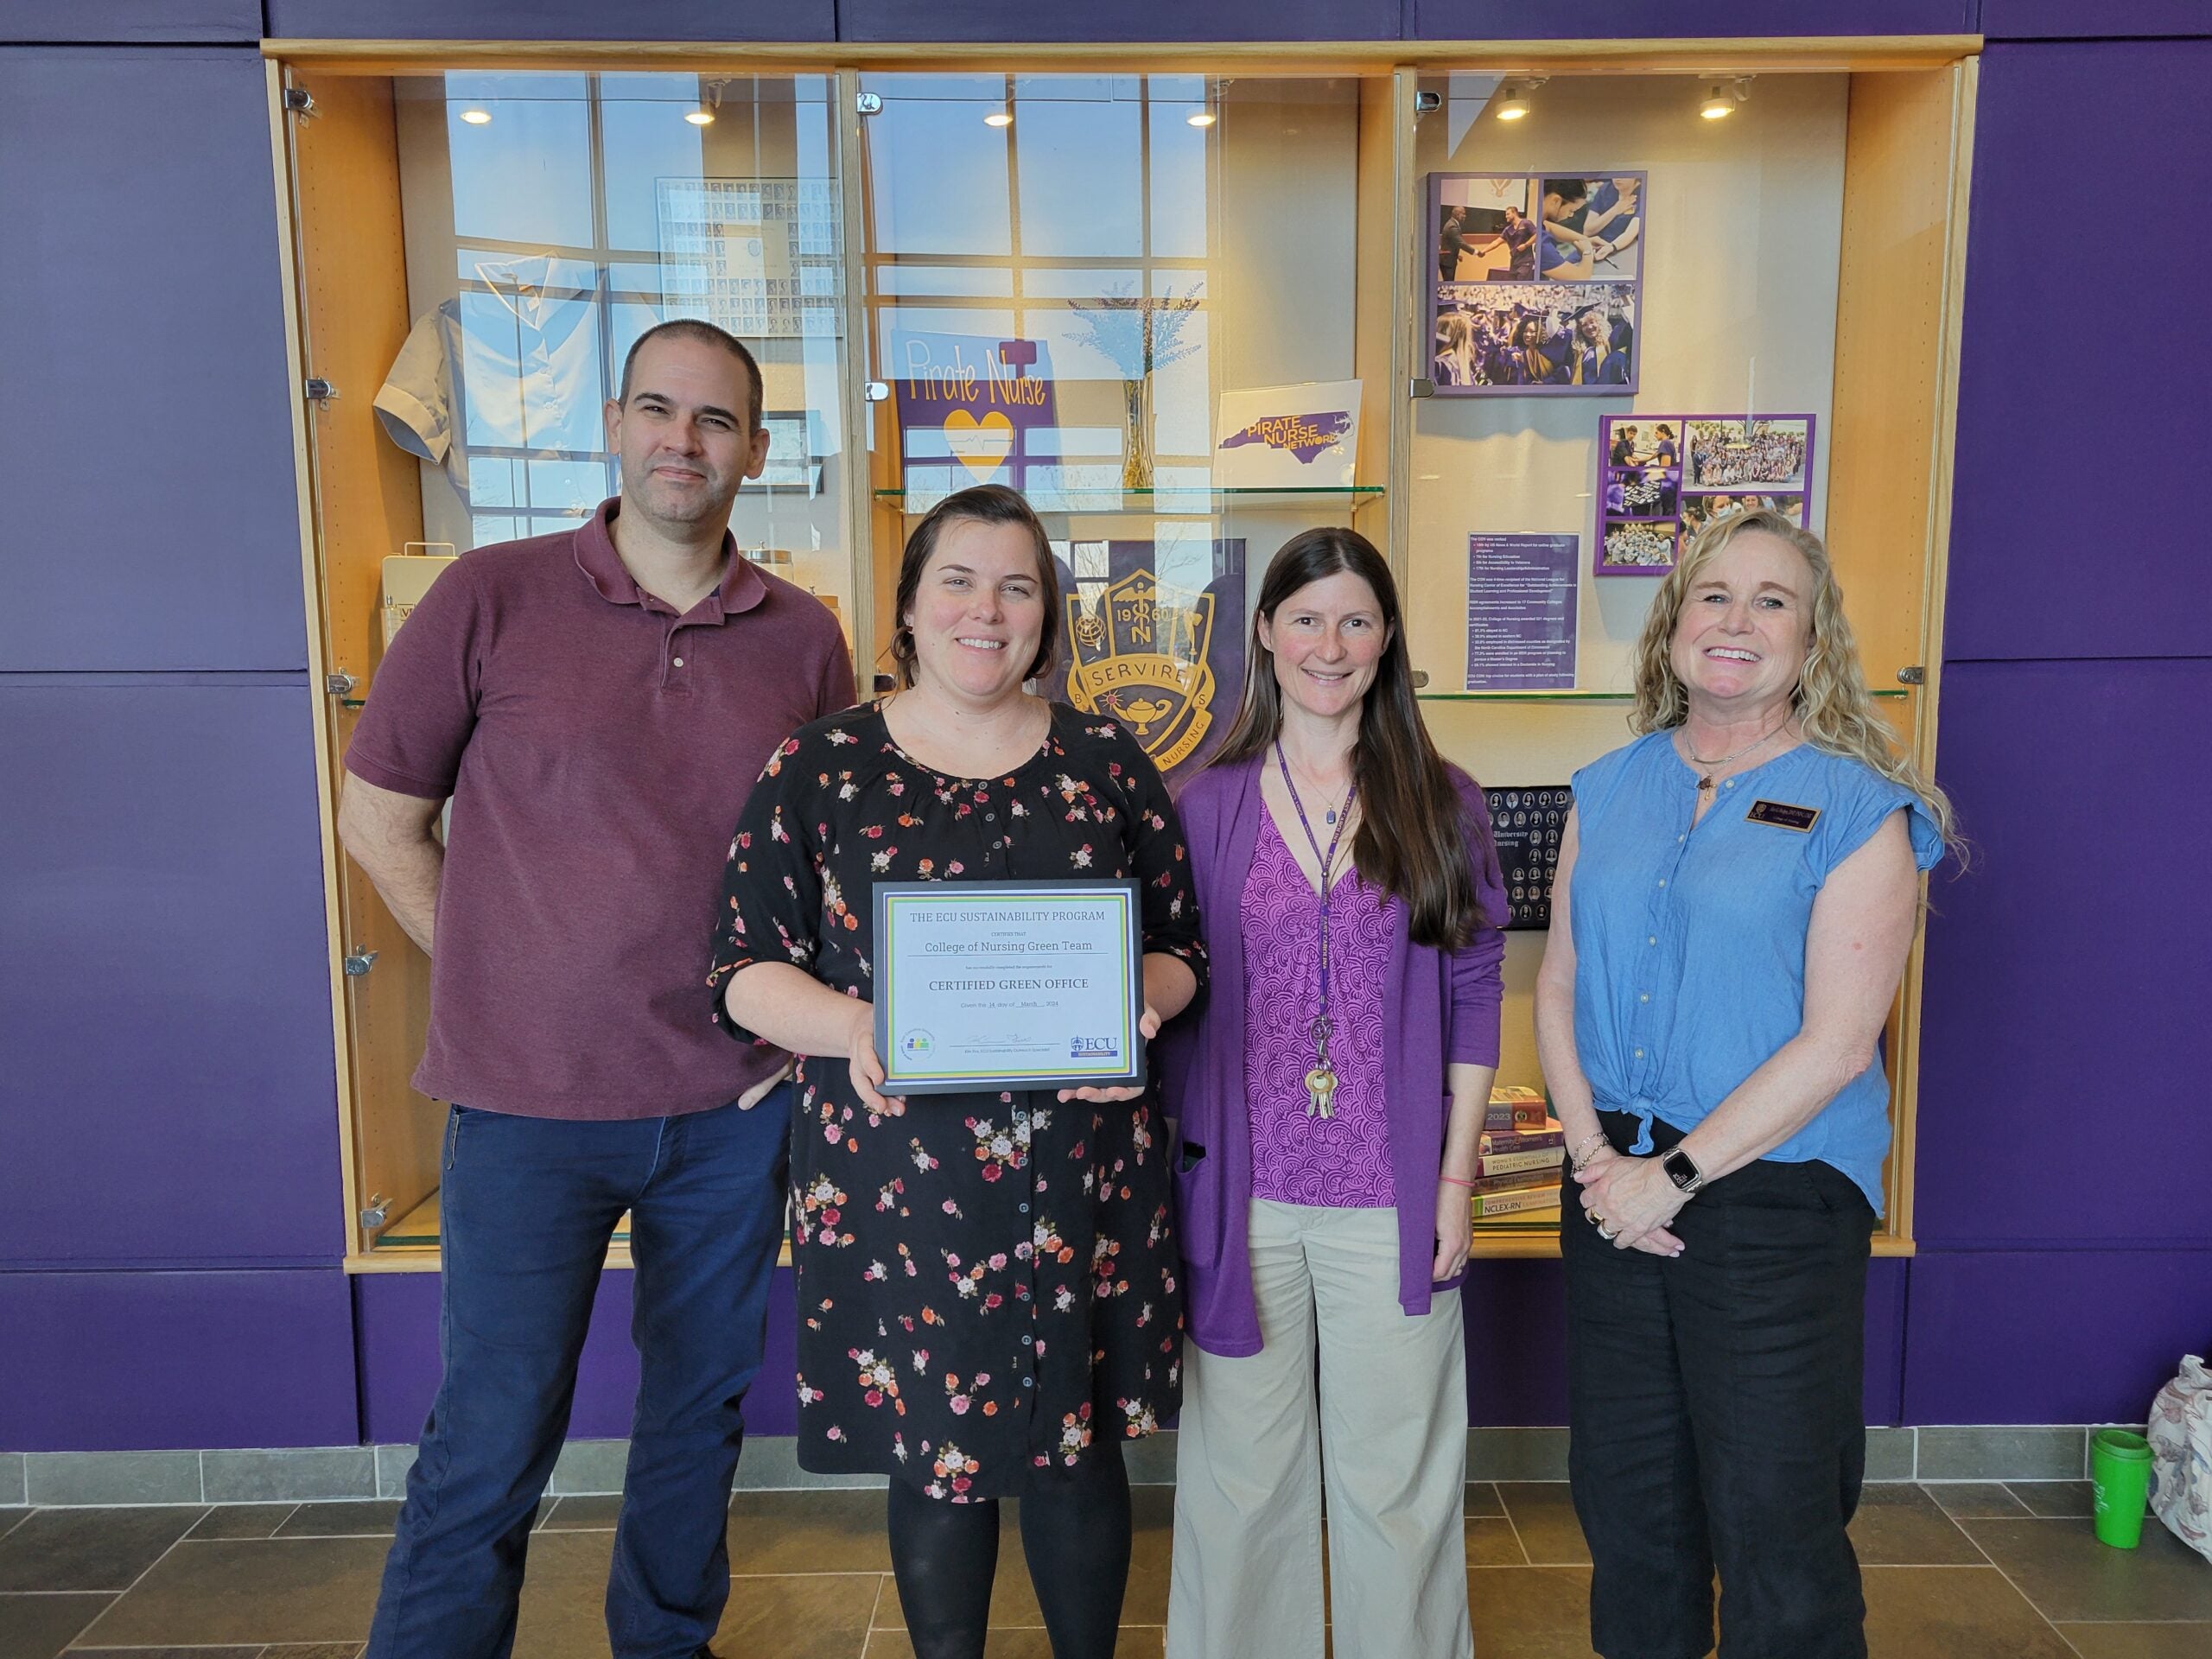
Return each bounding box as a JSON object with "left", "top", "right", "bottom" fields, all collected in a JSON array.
[
  {"left": 1597, "top": 1222, "right": 1619, "bottom": 1242},
  {"left": 1585, "top": 1207, "right": 1605, "bottom": 1230}
]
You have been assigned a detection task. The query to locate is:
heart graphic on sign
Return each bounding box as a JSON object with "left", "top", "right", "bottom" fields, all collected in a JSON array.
[{"left": 944, "top": 410, "right": 1016, "bottom": 481}]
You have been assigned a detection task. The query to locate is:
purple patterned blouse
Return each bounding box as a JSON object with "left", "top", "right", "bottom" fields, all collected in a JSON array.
[{"left": 1242, "top": 809, "right": 1397, "bottom": 1207}]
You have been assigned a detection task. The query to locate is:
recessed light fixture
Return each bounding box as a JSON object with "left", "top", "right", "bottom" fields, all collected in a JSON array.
[
  {"left": 686, "top": 109, "right": 715, "bottom": 126},
  {"left": 984, "top": 110, "right": 1014, "bottom": 128},
  {"left": 460, "top": 108, "right": 492, "bottom": 125},
  {"left": 1187, "top": 109, "right": 1217, "bottom": 127},
  {"left": 1700, "top": 79, "right": 1750, "bottom": 120}
]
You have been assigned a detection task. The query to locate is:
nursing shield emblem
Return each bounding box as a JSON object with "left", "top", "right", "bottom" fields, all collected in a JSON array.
[{"left": 1064, "top": 571, "right": 1217, "bottom": 772}]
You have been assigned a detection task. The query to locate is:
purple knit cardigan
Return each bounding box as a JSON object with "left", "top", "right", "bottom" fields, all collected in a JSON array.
[{"left": 1157, "top": 755, "right": 1508, "bottom": 1357}]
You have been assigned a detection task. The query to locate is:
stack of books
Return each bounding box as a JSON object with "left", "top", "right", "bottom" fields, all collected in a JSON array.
[{"left": 1471, "top": 1086, "right": 1564, "bottom": 1226}]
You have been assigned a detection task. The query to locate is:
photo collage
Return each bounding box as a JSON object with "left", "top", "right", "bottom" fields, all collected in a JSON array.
[
  {"left": 1429, "top": 171, "right": 1645, "bottom": 395},
  {"left": 1594, "top": 414, "right": 1816, "bottom": 575}
]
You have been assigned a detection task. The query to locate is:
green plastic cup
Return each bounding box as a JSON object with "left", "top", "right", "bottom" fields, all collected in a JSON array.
[{"left": 2091, "top": 1429, "right": 2152, "bottom": 1548}]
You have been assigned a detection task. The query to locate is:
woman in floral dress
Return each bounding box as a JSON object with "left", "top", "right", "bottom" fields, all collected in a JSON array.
[{"left": 709, "top": 484, "right": 1204, "bottom": 1659}]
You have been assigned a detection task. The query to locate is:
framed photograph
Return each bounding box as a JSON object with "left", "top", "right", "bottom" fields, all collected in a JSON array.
[
  {"left": 1427, "top": 171, "right": 1646, "bottom": 397},
  {"left": 1594, "top": 413, "right": 1816, "bottom": 575}
]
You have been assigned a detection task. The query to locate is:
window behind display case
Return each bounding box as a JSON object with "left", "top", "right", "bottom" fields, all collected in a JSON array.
[
  {"left": 283, "top": 66, "right": 868, "bottom": 1262},
  {"left": 277, "top": 45, "right": 1972, "bottom": 1268}
]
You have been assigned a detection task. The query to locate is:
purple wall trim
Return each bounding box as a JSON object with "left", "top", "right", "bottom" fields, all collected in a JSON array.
[
  {"left": 1903, "top": 1251, "right": 2212, "bottom": 1424},
  {"left": 0, "top": 47, "right": 306, "bottom": 673},
  {"left": 261, "top": 1, "right": 833, "bottom": 42},
  {"left": 1916, "top": 660, "right": 2211, "bottom": 1248},
  {"left": 838, "top": 0, "right": 1402, "bottom": 43},
  {"left": 0, "top": 1269, "right": 358, "bottom": 1450},
  {"left": 0, "top": 2, "right": 259, "bottom": 42},
  {"left": 1946, "top": 40, "right": 2212, "bottom": 661},
  {"left": 1981, "top": 2, "right": 2212, "bottom": 37},
  {"left": 1410, "top": 1, "right": 1975, "bottom": 38},
  {"left": 0, "top": 682, "right": 342, "bottom": 1268},
  {"left": 354, "top": 1268, "right": 802, "bottom": 1446}
]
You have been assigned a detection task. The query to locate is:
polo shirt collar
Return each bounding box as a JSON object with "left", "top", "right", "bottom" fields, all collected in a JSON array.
[{"left": 574, "top": 496, "right": 767, "bottom": 622}]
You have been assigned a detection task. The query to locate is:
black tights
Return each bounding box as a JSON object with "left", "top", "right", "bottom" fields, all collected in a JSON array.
[{"left": 886, "top": 1440, "right": 1131, "bottom": 1659}]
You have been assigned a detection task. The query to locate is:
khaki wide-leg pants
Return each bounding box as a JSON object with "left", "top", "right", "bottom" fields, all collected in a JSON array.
[{"left": 1167, "top": 1199, "right": 1471, "bottom": 1659}]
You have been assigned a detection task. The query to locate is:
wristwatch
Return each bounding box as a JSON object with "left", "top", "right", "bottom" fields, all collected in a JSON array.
[{"left": 1660, "top": 1146, "right": 1706, "bottom": 1196}]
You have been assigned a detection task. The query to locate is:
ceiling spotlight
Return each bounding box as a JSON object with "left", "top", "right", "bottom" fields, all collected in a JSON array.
[
  {"left": 1187, "top": 110, "right": 1217, "bottom": 127},
  {"left": 460, "top": 108, "right": 492, "bottom": 125},
  {"left": 1700, "top": 79, "right": 1750, "bottom": 120},
  {"left": 1491, "top": 77, "right": 1546, "bottom": 122},
  {"left": 984, "top": 109, "right": 1014, "bottom": 127},
  {"left": 685, "top": 108, "right": 715, "bottom": 126}
]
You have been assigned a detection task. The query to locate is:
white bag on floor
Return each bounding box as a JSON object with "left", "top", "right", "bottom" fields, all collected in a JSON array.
[{"left": 2147, "top": 1353, "right": 2212, "bottom": 1563}]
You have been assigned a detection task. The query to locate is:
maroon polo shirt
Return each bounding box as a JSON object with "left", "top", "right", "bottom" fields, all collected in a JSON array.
[{"left": 344, "top": 498, "right": 853, "bottom": 1120}]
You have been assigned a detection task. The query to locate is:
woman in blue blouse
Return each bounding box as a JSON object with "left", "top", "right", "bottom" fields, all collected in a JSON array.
[{"left": 1534, "top": 506, "right": 1957, "bottom": 1659}]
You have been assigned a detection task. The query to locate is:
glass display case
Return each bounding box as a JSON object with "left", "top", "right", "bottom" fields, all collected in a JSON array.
[{"left": 274, "top": 41, "right": 1972, "bottom": 1267}]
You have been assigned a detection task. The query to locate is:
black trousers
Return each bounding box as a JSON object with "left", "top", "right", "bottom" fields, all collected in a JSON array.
[{"left": 1563, "top": 1111, "right": 1873, "bottom": 1659}]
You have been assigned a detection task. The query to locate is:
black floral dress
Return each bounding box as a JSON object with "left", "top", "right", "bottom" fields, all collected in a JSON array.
[{"left": 708, "top": 700, "right": 1205, "bottom": 1500}]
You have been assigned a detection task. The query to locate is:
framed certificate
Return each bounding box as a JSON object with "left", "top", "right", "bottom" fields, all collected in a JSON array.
[{"left": 874, "top": 880, "right": 1146, "bottom": 1096}]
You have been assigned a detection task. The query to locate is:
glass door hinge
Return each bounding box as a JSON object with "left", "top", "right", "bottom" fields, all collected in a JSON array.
[
  {"left": 359, "top": 1194, "right": 390, "bottom": 1230},
  {"left": 283, "top": 86, "right": 317, "bottom": 118},
  {"left": 343, "top": 949, "right": 379, "bottom": 978},
  {"left": 856, "top": 91, "right": 882, "bottom": 115},
  {"left": 1410, "top": 378, "right": 1436, "bottom": 399},
  {"left": 1896, "top": 665, "right": 1927, "bottom": 685},
  {"left": 305, "top": 378, "right": 339, "bottom": 403},
  {"left": 326, "top": 670, "right": 358, "bottom": 697}
]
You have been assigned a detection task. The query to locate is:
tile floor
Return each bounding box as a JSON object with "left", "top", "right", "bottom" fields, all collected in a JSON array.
[{"left": 0, "top": 1481, "right": 2205, "bottom": 1657}]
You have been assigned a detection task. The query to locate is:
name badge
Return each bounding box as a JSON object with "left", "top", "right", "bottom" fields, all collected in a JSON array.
[{"left": 1746, "top": 799, "right": 1820, "bottom": 832}]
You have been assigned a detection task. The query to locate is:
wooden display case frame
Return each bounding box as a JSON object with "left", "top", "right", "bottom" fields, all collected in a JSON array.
[{"left": 268, "top": 35, "right": 1977, "bottom": 1271}]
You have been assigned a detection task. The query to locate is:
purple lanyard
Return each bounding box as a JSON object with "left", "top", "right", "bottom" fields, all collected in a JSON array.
[{"left": 1274, "top": 743, "right": 1357, "bottom": 1048}]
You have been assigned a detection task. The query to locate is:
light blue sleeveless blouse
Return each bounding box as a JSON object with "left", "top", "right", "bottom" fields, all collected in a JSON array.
[{"left": 1568, "top": 731, "right": 1944, "bottom": 1213}]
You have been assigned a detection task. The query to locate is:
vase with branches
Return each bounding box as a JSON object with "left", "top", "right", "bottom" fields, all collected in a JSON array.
[{"left": 1067, "top": 284, "right": 1203, "bottom": 491}]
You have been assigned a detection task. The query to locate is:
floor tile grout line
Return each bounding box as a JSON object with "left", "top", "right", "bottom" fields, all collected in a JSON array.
[
  {"left": 1956, "top": 1512, "right": 2088, "bottom": 1655},
  {"left": 1491, "top": 1489, "right": 1534, "bottom": 1568},
  {"left": 45, "top": 1498, "right": 211, "bottom": 1652}
]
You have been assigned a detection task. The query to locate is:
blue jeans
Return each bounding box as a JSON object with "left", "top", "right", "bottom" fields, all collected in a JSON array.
[{"left": 365, "top": 1088, "right": 791, "bottom": 1659}]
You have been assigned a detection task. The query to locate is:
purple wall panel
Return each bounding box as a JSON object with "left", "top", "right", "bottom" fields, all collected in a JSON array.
[
  {"left": 1946, "top": 40, "right": 2212, "bottom": 661},
  {"left": 840, "top": 0, "right": 1400, "bottom": 42},
  {"left": 0, "top": 48, "right": 306, "bottom": 673},
  {"left": 0, "top": 1, "right": 259, "bottom": 40},
  {"left": 356, "top": 1268, "right": 801, "bottom": 1446},
  {"left": 0, "top": 1268, "right": 357, "bottom": 1450},
  {"left": 1412, "top": 1, "right": 1974, "bottom": 38},
  {"left": 0, "top": 681, "right": 342, "bottom": 1267},
  {"left": 264, "top": 1, "right": 832, "bottom": 41},
  {"left": 1903, "top": 1250, "right": 2212, "bottom": 1424},
  {"left": 1914, "top": 660, "right": 2211, "bottom": 1248},
  {"left": 1462, "top": 1262, "right": 1568, "bottom": 1427},
  {"left": 1982, "top": 2, "right": 2212, "bottom": 36}
]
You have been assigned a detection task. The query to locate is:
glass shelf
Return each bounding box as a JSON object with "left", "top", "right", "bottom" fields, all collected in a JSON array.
[
  {"left": 875, "top": 485, "right": 1384, "bottom": 516},
  {"left": 1418, "top": 688, "right": 1910, "bottom": 702}
]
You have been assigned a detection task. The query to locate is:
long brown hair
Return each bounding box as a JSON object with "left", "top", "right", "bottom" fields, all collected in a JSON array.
[
  {"left": 888, "top": 485, "right": 1059, "bottom": 688},
  {"left": 1212, "top": 528, "right": 1491, "bottom": 949}
]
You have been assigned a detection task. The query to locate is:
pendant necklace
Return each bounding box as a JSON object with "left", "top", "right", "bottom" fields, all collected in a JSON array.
[
  {"left": 1275, "top": 743, "right": 1357, "bottom": 1120},
  {"left": 1683, "top": 714, "right": 1789, "bottom": 792}
]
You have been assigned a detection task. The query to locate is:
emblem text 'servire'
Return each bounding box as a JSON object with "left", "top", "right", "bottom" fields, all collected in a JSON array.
[{"left": 1064, "top": 571, "right": 1217, "bottom": 772}]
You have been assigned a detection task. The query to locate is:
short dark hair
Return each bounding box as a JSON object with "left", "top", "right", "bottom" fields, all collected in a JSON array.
[
  {"left": 1542, "top": 176, "right": 1590, "bottom": 207},
  {"left": 617, "top": 318, "right": 763, "bottom": 429},
  {"left": 890, "top": 485, "right": 1060, "bottom": 689}
]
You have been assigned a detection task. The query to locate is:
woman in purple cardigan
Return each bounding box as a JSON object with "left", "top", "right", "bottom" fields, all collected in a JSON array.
[{"left": 1160, "top": 528, "right": 1506, "bottom": 1659}]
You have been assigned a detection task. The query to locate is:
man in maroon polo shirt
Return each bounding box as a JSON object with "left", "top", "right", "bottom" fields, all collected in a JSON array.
[{"left": 340, "top": 320, "right": 851, "bottom": 1659}]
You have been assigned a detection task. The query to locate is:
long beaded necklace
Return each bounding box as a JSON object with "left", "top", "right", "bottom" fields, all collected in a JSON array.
[{"left": 1274, "top": 743, "right": 1358, "bottom": 1120}]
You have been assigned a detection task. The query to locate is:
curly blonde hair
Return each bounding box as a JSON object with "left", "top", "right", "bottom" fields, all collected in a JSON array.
[{"left": 1629, "top": 506, "right": 1960, "bottom": 851}]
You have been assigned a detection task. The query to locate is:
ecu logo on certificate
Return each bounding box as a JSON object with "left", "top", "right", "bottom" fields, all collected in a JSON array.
[{"left": 1064, "top": 571, "right": 1217, "bottom": 772}]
